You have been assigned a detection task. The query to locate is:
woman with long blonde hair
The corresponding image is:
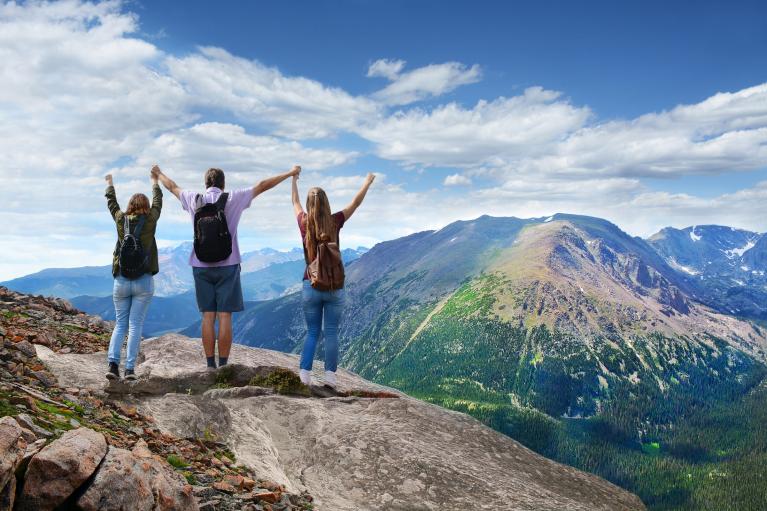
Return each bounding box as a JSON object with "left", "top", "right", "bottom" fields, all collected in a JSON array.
[
  {"left": 291, "top": 171, "right": 375, "bottom": 388},
  {"left": 103, "top": 167, "right": 163, "bottom": 381}
]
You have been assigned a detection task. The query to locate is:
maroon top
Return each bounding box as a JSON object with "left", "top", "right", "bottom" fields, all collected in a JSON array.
[{"left": 297, "top": 211, "right": 346, "bottom": 280}]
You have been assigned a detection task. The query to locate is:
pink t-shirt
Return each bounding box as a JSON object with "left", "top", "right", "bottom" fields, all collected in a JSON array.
[
  {"left": 297, "top": 211, "right": 345, "bottom": 280},
  {"left": 180, "top": 187, "right": 253, "bottom": 267}
]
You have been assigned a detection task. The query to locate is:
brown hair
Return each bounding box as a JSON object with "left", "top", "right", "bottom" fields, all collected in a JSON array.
[
  {"left": 125, "top": 193, "right": 150, "bottom": 216},
  {"left": 304, "top": 187, "right": 337, "bottom": 261},
  {"left": 205, "top": 168, "right": 225, "bottom": 189}
]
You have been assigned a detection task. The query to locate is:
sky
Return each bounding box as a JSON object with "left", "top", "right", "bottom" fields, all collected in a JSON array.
[{"left": 1, "top": 0, "right": 766, "bottom": 280}]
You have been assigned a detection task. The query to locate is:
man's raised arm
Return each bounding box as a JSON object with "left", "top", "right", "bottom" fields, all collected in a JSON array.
[
  {"left": 253, "top": 165, "right": 301, "bottom": 198},
  {"left": 152, "top": 165, "right": 182, "bottom": 200}
]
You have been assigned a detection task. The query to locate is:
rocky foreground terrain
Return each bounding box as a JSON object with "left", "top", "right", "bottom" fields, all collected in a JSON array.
[
  {"left": 0, "top": 285, "right": 645, "bottom": 510},
  {"left": 0, "top": 286, "right": 312, "bottom": 510}
]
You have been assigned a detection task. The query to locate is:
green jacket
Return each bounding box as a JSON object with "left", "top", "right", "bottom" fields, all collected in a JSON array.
[{"left": 106, "top": 185, "right": 162, "bottom": 277}]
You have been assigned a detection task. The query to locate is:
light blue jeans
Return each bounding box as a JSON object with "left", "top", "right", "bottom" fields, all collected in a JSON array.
[
  {"left": 108, "top": 274, "right": 154, "bottom": 370},
  {"left": 300, "top": 281, "right": 345, "bottom": 372}
]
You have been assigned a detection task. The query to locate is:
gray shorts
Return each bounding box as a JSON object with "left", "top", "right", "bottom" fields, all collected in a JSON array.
[{"left": 192, "top": 264, "right": 244, "bottom": 313}]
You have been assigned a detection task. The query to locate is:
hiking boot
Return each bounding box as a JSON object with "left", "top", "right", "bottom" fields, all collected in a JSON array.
[
  {"left": 124, "top": 369, "right": 137, "bottom": 381},
  {"left": 324, "top": 370, "right": 337, "bottom": 390},
  {"left": 105, "top": 362, "right": 120, "bottom": 381},
  {"left": 299, "top": 369, "right": 312, "bottom": 386}
]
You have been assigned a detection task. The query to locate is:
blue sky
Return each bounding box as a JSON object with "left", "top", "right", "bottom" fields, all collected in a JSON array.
[
  {"left": 136, "top": 0, "right": 765, "bottom": 114},
  {"left": 0, "top": 0, "right": 766, "bottom": 280}
]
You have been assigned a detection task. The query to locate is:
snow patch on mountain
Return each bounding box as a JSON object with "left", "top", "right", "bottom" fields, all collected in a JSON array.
[
  {"left": 667, "top": 258, "right": 700, "bottom": 276},
  {"left": 724, "top": 239, "right": 757, "bottom": 259},
  {"left": 689, "top": 227, "right": 701, "bottom": 242}
]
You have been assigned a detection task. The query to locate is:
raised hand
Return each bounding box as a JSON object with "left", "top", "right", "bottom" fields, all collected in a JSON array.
[
  {"left": 290, "top": 165, "right": 302, "bottom": 177},
  {"left": 105, "top": 174, "right": 114, "bottom": 186},
  {"left": 365, "top": 172, "right": 376, "bottom": 185},
  {"left": 151, "top": 165, "right": 161, "bottom": 178}
]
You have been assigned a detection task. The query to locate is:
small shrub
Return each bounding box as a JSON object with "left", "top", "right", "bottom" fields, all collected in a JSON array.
[
  {"left": 249, "top": 368, "right": 310, "bottom": 396},
  {"left": 166, "top": 454, "right": 188, "bottom": 469},
  {"left": 215, "top": 365, "right": 236, "bottom": 385}
]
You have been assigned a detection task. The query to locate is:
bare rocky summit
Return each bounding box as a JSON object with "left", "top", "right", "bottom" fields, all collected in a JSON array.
[
  {"left": 39, "top": 333, "right": 646, "bottom": 511},
  {"left": 0, "top": 286, "right": 312, "bottom": 511}
]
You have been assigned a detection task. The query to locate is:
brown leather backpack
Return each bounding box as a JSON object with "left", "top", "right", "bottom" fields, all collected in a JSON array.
[{"left": 307, "top": 237, "right": 345, "bottom": 291}]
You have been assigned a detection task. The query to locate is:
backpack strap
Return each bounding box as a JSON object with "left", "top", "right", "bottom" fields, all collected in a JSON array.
[
  {"left": 122, "top": 215, "right": 130, "bottom": 241},
  {"left": 132, "top": 215, "right": 147, "bottom": 237},
  {"left": 214, "top": 193, "right": 228, "bottom": 211}
]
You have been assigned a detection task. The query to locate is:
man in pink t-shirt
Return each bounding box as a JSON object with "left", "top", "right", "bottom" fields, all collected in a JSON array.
[{"left": 153, "top": 165, "right": 301, "bottom": 369}]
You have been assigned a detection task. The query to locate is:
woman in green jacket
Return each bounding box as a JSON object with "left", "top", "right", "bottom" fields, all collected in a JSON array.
[{"left": 104, "top": 168, "right": 162, "bottom": 381}]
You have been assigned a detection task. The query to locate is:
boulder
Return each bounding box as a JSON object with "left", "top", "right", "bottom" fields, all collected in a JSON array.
[
  {"left": 17, "top": 427, "right": 107, "bottom": 511},
  {"left": 0, "top": 416, "right": 25, "bottom": 492},
  {"left": 16, "top": 438, "right": 46, "bottom": 477},
  {"left": 76, "top": 446, "right": 199, "bottom": 511}
]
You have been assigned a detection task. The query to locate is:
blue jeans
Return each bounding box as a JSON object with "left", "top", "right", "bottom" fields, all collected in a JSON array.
[
  {"left": 108, "top": 274, "right": 154, "bottom": 370},
  {"left": 300, "top": 281, "right": 345, "bottom": 372}
]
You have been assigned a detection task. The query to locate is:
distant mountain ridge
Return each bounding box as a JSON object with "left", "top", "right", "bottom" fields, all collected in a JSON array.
[
  {"left": 647, "top": 225, "right": 767, "bottom": 319},
  {"left": 1, "top": 243, "right": 368, "bottom": 300}
]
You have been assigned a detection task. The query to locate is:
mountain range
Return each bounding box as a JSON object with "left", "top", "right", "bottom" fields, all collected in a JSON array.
[
  {"left": 1, "top": 243, "right": 367, "bottom": 299},
  {"left": 202, "top": 214, "right": 767, "bottom": 510},
  {"left": 647, "top": 225, "right": 767, "bottom": 319},
  {"left": 4, "top": 214, "right": 767, "bottom": 509},
  {"left": 4, "top": 244, "right": 367, "bottom": 336}
]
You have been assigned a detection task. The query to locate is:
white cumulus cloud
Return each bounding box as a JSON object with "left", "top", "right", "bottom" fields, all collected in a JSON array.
[
  {"left": 166, "top": 46, "right": 379, "bottom": 139},
  {"left": 361, "top": 87, "right": 591, "bottom": 167}
]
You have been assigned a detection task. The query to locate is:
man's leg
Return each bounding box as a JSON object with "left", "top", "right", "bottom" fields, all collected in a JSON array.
[
  {"left": 214, "top": 264, "right": 243, "bottom": 366},
  {"left": 193, "top": 267, "right": 219, "bottom": 369},
  {"left": 217, "top": 312, "right": 232, "bottom": 365},
  {"left": 201, "top": 312, "right": 217, "bottom": 358}
]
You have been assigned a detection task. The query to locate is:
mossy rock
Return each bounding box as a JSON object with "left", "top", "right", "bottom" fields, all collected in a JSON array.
[
  {"left": 215, "top": 365, "right": 237, "bottom": 385},
  {"left": 249, "top": 368, "right": 310, "bottom": 396}
]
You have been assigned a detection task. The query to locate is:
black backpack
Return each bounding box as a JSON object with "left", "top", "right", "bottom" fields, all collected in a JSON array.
[
  {"left": 118, "top": 215, "right": 148, "bottom": 279},
  {"left": 193, "top": 193, "right": 232, "bottom": 263}
]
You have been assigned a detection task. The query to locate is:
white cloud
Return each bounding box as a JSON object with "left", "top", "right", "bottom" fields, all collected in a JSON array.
[
  {"left": 362, "top": 82, "right": 767, "bottom": 180},
  {"left": 361, "top": 87, "right": 591, "bottom": 166},
  {"left": 166, "top": 47, "right": 379, "bottom": 139},
  {"left": 444, "top": 173, "right": 472, "bottom": 186},
  {"left": 367, "top": 58, "right": 406, "bottom": 80},
  {"left": 135, "top": 122, "right": 356, "bottom": 185},
  {"left": 0, "top": 0, "right": 190, "bottom": 178},
  {"left": 371, "top": 61, "right": 482, "bottom": 105}
]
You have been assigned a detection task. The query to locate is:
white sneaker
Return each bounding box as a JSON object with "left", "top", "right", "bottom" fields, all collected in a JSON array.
[
  {"left": 324, "top": 371, "right": 337, "bottom": 389},
  {"left": 299, "top": 369, "right": 312, "bottom": 386}
]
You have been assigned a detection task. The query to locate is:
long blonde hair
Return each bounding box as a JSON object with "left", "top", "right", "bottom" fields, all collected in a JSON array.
[{"left": 304, "top": 187, "right": 337, "bottom": 261}]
